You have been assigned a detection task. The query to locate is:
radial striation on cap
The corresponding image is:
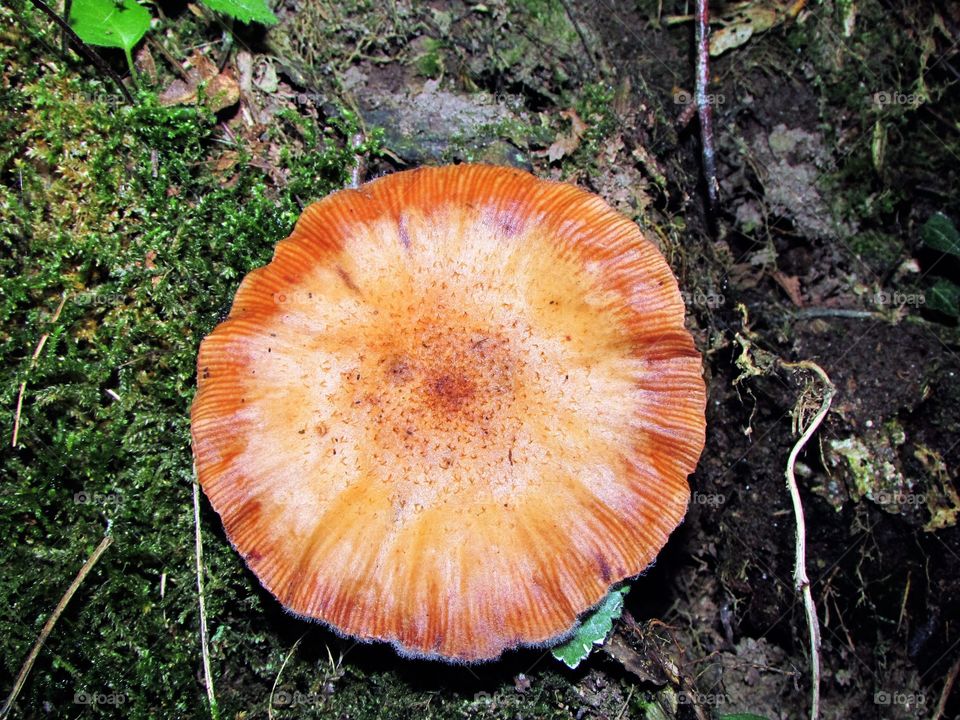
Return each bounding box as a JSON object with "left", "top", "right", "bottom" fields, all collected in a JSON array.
[{"left": 191, "top": 164, "right": 706, "bottom": 662}]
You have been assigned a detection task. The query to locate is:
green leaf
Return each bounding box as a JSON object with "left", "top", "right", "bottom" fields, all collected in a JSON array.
[
  {"left": 921, "top": 212, "right": 960, "bottom": 257},
  {"left": 551, "top": 586, "right": 629, "bottom": 669},
  {"left": 926, "top": 278, "right": 960, "bottom": 317},
  {"left": 69, "top": 0, "right": 151, "bottom": 53},
  {"left": 200, "top": 0, "right": 278, "bottom": 25}
]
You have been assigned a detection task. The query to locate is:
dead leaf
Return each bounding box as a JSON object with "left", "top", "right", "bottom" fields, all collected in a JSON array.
[
  {"left": 185, "top": 51, "right": 218, "bottom": 83},
  {"left": 135, "top": 45, "right": 157, "bottom": 85},
  {"left": 159, "top": 78, "right": 197, "bottom": 107},
  {"left": 708, "top": 0, "right": 807, "bottom": 56},
  {"left": 772, "top": 270, "right": 804, "bottom": 306},
  {"left": 544, "top": 109, "right": 588, "bottom": 162},
  {"left": 204, "top": 71, "right": 240, "bottom": 113},
  {"left": 158, "top": 52, "right": 239, "bottom": 113},
  {"left": 211, "top": 150, "right": 240, "bottom": 174},
  {"left": 602, "top": 135, "right": 625, "bottom": 163}
]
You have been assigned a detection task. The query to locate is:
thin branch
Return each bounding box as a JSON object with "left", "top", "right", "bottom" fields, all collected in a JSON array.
[
  {"left": 791, "top": 307, "right": 882, "bottom": 321},
  {"left": 193, "top": 478, "right": 219, "bottom": 720},
  {"left": 780, "top": 360, "right": 836, "bottom": 720},
  {"left": 268, "top": 633, "right": 307, "bottom": 719},
  {"left": 695, "top": 0, "right": 718, "bottom": 208},
  {"left": 932, "top": 654, "right": 960, "bottom": 720},
  {"left": 557, "top": 0, "right": 596, "bottom": 75},
  {"left": 12, "top": 294, "right": 67, "bottom": 447},
  {"left": 60, "top": 0, "right": 72, "bottom": 54},
  {"left": 26, "top": 0, "right": 134, "bottom": 105},
  {"left": 0, "top": 534, "right": 113, "bottom": 720}
]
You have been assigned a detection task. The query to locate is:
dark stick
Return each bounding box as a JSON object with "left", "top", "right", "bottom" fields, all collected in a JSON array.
[
  {"left": 557, "top": 0, "right": 596, "bottom": 75},
  {"left": 695, "top": 0, "right": 718, "bottom": 209},
  {"left": 60, "top": 0, "right": 71, "bottom": 54},
  {"left": 27, "top": 0, "right": 134, "bottom": 105}
]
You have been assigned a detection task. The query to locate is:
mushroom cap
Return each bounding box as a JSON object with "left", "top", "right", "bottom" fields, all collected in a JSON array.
[{"left": 191, "top": 164, "right": 706, "bottom": 662}]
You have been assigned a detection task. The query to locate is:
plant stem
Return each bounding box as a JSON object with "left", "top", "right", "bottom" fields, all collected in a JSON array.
[
  {"left": 781, "top": 359, "right": 835, "bottom": 720},
  {"left": 0, "top": 534, "right": 113, "bottom": 719}
]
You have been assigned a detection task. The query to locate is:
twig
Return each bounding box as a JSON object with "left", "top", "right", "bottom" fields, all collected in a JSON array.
[
  {"left": 557, "top": 0, "right": 596, "bottom": 74},
  {"left": 268, "top": 633, "right": 307, "bottom": 719},
  {"left": 614, "top": 687, "right": 634, "bottom": 720},
  {"left": 932, "top": 654, "right": 960, "bottom": 720},
  {"left": 0, "top": 534, "right": 113, "bottom": 719},
  {"left": 193, "top": 478, "right": 219, "bottom": 720},
  {"left": 147, "top": 36, "right": 191, "bottom": 82},
  {"left": 348, "top": 132, "right": 367, "bottom": 189},
  {"left": 695, "top": 0, "right": 718, "bottom": 208},
  {"left": 780, "top": 360, "right": 835, "bottom": 720},
  {"left": 60, "top": 0, "right": 71, "bottom": 54},
  {"left": 26, "top": 0, "right": 134, "bottom": 105},
  {"left": 792, "top": 308, "right": 882, "bottom": 321},
  {"left": 12, "top": 294, "right": 67, "bottom": 447}
]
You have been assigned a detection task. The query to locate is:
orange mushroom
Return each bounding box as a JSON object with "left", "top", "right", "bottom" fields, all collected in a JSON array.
[{"left": 191, "top": 164, "right": 706, "bottom": 662}]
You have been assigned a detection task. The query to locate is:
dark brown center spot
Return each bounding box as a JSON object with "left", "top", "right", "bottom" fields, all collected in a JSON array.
[{"left": 428, "top": 373, "right": 477, "bottom": 411}]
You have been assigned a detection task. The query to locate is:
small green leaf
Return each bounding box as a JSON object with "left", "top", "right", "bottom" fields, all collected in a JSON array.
[
  {"left": 69, "top": 0, "right": 151, "bottom": 53},
  {"left": 921, "top": 212, "right": 960, "bottom": 257},
  {"left": 551, "top": 586, "right": 629, "bottom": 669},
  {"left": 927, "top": 278, "right": 960, "bottom": 317},
  {"left": 200, "top": 0, "right": 278, "bottom": 25}
]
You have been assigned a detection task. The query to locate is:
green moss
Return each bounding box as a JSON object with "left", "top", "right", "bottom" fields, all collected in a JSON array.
[
  {"left": 848, "top": 230, "right": 904, "bottom": 274},
  {"left": 0, "top": 14, "right": 382, "bottom": 717},
  {"left": 572, "top": 82, "right": 616, "bottom": 161},
  {"left": 413, "top": 37, "right": 446, "bottom": 79}
]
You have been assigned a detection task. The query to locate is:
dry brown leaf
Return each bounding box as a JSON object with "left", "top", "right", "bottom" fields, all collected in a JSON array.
[
  {"left": 158, "top": 52, "right": 239, "bottom": 113},
  {"left": 135, "top": 45, "right": 157, "bottom": 85},
  {"left": 186, "top": 51, "right": 219, "bottom": 82},
  {"left": 158, "top": 78, "right": 196, "bottom": 107},
  {"left": 204, "top": 71, "right": 240, "bottom": 113},
  {"left": 772, "top": 270, "right": 804, "bottom": 306},
  {"left": 709, "top": 0, "right": 807, "bottom": 56},
  {"left": 545, "top": 109, "right": 588, "bottom": 162}
]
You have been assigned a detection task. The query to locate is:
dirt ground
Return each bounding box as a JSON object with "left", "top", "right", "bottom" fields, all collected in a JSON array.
[
  {"left": 259, "top": 2, "right": 960, "bottom": 717},
  {"left": 3, "top": 0, "right": 960, "bottom": 718}
]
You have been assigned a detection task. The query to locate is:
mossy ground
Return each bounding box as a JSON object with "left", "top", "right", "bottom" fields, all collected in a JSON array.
[
  {"left": 2, "top": 18, "right": 359, "bottom": 720},
  {"left": 2, "top": 0, "right": 959, "bottom": 719}
]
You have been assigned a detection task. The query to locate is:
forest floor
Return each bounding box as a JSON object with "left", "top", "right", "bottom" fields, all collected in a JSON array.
[{"left": 2, "top": 1, "right": 959, "bottom": 719}]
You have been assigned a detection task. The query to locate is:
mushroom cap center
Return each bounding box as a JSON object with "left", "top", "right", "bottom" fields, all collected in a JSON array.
[{"left": 348, "top": 304, "right": 529, "bottom": 484}]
